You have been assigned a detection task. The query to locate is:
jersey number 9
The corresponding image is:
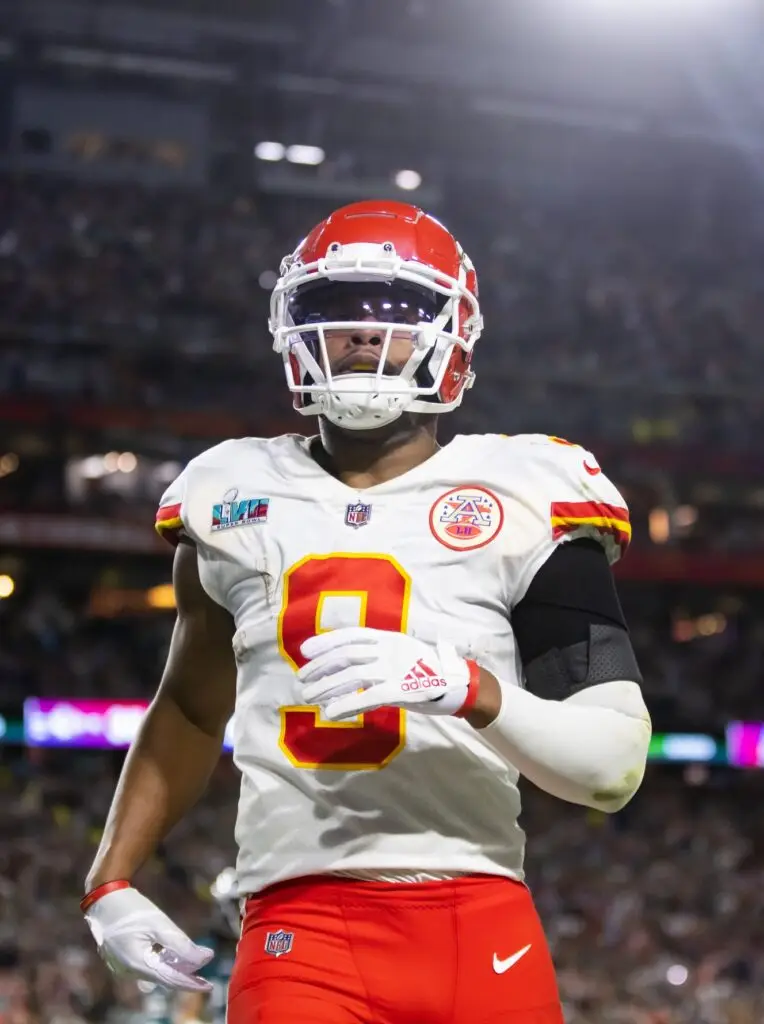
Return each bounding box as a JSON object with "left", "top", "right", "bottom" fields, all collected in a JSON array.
[{"left": 277, "top": 554, "right": 410, "bottom": 770}]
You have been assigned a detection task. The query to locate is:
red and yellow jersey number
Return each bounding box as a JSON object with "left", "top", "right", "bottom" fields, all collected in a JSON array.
[{"left": 277, "top": 554, "right": 411, "bottom": 770}]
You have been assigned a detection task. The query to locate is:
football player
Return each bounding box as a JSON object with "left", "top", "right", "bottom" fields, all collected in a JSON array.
[{"left": 81, "top": 201, "right": 651, "bottom": 1024}]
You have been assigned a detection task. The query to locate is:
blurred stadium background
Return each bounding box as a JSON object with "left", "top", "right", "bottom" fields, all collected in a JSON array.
[{"left": 1, "top": 0, "right": 764, "bottom": 1020}]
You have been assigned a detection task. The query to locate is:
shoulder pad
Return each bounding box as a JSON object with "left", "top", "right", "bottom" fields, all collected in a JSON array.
[
  {"left": 507, "top": 434, "right": 629, "bottom": 559},
  {"left": 154, "top": 438, "right": 260, "bottom": 545}
]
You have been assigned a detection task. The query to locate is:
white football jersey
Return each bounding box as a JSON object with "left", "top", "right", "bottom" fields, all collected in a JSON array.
[{"left": 156, "top": 433, "right": 629, "bottom": 895}]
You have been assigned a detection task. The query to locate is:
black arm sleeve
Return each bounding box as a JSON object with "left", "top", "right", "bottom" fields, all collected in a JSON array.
[{"left": 512, "top": 538, "right": 641, "bottom": 700}]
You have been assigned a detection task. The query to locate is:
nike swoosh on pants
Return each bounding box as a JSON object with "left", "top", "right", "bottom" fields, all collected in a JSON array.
[{"left": 492, "top": 943, "right": 532, "bottom": 974}]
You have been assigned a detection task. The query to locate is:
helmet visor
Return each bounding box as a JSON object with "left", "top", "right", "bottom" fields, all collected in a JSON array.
[{"left": 288, "top": 279, "right": 443, "bottom": 329}]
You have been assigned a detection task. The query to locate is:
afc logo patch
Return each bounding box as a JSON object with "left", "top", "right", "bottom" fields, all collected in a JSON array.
[
  {"left": 264, "top": 929, "right": 294, "bottom": 957},
  {"left": 429, "top": 485, "right": 504, "bottom": 551}
]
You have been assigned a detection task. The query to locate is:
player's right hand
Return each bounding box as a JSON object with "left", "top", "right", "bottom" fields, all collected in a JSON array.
[{"left": 82, "top": 884, "right": 214, "bottom": 991}]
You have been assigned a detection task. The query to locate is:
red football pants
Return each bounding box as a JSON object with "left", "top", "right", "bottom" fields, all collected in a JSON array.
[{"left": 227, "top": 874, "right": 562, "bottom": 1024}]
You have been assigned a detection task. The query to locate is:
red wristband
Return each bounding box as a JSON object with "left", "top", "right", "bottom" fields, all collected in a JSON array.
[
  {"left": 454, "top": 659, "right": 481, "bottom": 718},
  {"left": 80, "top": 879, "right": 132, "bottom": 914}
]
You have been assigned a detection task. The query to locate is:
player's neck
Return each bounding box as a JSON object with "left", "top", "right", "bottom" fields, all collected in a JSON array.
[{"left": 314, "top": 417, "right": 440, "bottom": 489}]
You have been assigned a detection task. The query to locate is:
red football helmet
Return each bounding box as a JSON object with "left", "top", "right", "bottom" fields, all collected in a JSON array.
[{"left": 269, "top": 200, "right": 482, "bottom": 430}]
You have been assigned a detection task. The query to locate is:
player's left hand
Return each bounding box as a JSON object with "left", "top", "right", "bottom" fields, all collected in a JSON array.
[{"left": 298, "top": 627, "right": 480, "bottom": 721}]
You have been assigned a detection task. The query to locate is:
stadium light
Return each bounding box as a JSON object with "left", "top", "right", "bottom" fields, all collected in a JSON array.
[
  {"left": 258, "top": 269, "right": 278, "bottom": 290},
  {"left": 565, "top": 0, "right": 730, "bottom": 25},
  {"left": 147, "top": 584, "right": 176, "bottom": 610},
  {"left": 155, "top": 460, "right": 182, "bottom": 483},
  {"left": 0, "top": 574, "right": 15, "bottom": 599},
  {"left": 286, "top": 144, "right": 325, "bottom": 166},
  {"left": 673, "top": 504, "right": 697, "bottom": 529},
  {"left": 395, "top": 169, "right": 422, "bottom": 191},
  {"left": 648, "top": 507, "right": 669, "bottom": 544},
  {"left": 666, "top": 965, "right": 688, "bottom": 986},
  {"left": 117, "top": 451, "right": 137, "bottom": 473},
  {"left": 254, "top": 141, "right": 285, "bottom": 162},
  {"left": 211, "top": 867, "right": 237, "bottom": 899},
  {"left": 0, "top": 453, "right": 18, "bottom": 477},
  {"left": 103, "top": 451, "right": 120, "bottom": 473}
]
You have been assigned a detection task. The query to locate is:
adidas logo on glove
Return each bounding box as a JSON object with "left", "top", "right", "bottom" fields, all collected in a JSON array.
[{"left": 401, "top": 658, "right": 448, "bottom": 692}]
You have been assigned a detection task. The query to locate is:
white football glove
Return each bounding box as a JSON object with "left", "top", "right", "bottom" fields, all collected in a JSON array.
[
  {"left": 298, "top": 627, "right": 480, "bottom": 721},
  {"left": 83, "top": 886, "right": 214, "bottom": 992}
]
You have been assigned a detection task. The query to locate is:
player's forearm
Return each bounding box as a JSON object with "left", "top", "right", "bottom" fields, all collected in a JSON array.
[
  {"left": 467, "top": 672, "right": 651, "bottom": 812},
  {"left": 85, "top": 694, "right": 224, "bottom": 891}
]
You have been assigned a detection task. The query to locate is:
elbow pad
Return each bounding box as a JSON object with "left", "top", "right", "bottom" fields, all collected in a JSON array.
[{"left": 524, "top": 624, "right": 642, "bottom": 702}]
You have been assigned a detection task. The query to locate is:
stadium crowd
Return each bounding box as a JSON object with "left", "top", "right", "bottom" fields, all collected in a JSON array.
[
  {"left": 2, "top": 752, "right": 762, "bottom": 1024},
  {"left": 0, "top": 752, "right": 237, "bottom": 1024},
  {"left": 1, "top": 575, "right": 763, "bottom": 733},
  {"left": 3, "top": 165, "right": 764, "bottom": 1023},
  {"left": 2, "top": 172, "right": 764, "bottom": 447},
  {"left": 0, "top": 576, "right": 763, "bottom": 1022}
]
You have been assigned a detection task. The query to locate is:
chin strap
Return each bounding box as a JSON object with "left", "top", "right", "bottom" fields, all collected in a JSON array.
[{"left": 317, "top": 373, "right": 418, "bottom": 431}]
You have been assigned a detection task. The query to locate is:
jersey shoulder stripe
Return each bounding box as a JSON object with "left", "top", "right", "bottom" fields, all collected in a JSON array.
[
  {"left": 155, "top": 501, "right": 183, "bottom": 543},
  {"left": 550, "top": 500, "right": 631, "bottom": 551}
]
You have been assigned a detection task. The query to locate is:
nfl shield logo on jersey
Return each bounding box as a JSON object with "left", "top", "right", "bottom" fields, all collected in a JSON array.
[
  {"left": 345, "top": 502, "right": 372, "bottom": 528},
  {"left": 264, "top": 929, "right": 294, "bottom": 958}
]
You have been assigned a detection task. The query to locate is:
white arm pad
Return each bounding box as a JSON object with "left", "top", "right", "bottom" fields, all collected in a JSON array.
[{"left": 480, "top": 679, "right": 651, "bottom": 812}]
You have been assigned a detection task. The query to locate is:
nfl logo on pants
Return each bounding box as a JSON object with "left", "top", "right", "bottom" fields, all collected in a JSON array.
[{"left": 264, "top": 929, "right": 294, "bottom": 958}]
